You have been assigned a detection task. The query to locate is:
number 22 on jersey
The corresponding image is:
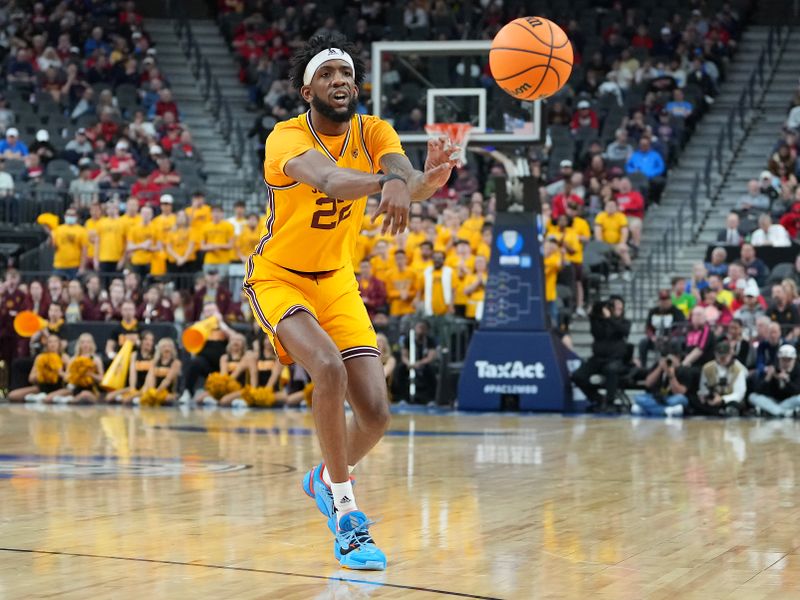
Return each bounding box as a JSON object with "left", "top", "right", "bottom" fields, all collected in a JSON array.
[{"left": 311, "top": 197, "right": 354, "bottom": 230}]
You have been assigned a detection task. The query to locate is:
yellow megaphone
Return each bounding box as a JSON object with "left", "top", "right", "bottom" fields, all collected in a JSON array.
[
  {"left": 13, "top": 311, "right": 48, "bottom": 337},
  {"left": 181, "top": 315, "right": 218, "bottom": 354},
  {"left": 101, "top": 340, "right": 134, "bottom": 392}
]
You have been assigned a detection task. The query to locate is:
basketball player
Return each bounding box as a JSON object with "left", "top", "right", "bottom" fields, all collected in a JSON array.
[{"left": 243, "top": 33, "right": 458, "bottom": 570}]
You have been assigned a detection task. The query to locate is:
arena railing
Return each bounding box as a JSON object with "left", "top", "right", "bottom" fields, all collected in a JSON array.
[
  {"left": 168, "top": 0, "right": 260, "bottom": 214},
  {"left": 623, "top": 24, "right": 789, "bottom": 322}
]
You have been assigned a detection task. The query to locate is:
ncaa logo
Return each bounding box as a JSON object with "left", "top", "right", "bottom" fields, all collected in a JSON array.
[{"left": 497, "top": 230, "right": 524, "bottom": 256}]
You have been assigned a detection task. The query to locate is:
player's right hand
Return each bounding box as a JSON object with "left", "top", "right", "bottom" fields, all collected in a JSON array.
[{"left": 373, "top": 178, "right": 411, "bottom": 235}]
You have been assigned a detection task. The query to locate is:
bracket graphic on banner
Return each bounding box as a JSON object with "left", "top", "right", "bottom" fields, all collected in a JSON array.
[{"left": 457, "top": 176, "right": 573, "bottom": 412}]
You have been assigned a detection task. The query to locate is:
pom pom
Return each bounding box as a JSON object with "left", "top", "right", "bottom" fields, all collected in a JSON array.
[
  {"left": 205, "top": 372, "right": 241, "bottom": 400},
  {"left": 67, "top": 356, "right": 97, "bottom": 388},
  {"left": 140, "top": 388, "right": 169, "bottom": 407},
  {"left": 36, "top": 352, "right": 63, "bottom": 385},
  {"left": 241, "top": 385, "right": 275, "bottom": 408}
]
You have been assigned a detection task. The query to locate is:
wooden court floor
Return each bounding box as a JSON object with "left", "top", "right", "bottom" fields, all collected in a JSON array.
[{"left": 1, "top": 406, "right": 799, "bottom": 599}]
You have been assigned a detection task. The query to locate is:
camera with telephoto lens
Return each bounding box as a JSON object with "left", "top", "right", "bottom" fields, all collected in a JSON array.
[{"left": 703, "top": 377, "right": 728, "bottom": 402}]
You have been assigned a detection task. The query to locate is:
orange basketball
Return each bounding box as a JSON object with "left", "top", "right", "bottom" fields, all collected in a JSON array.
[{"left": 490, "top": 16, "right": 573, "bottom": 101}]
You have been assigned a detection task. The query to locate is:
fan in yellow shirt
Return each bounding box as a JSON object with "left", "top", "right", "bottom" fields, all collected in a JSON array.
[
  {"left": 93, "top": 201, "right": 127, "bottom": 273},
  {"left": 165, "top": 211, "right": 198, "bottom": 274},
  {"left": 404, "top": 214, "right": 427, "bottom": 256},
  {"left": 150, "top": 194, "right": 177, "bottom": 277},
  {"left": 126, "top": 205, "right": 157, "bottom": 277},
  {"left": 462, "top": 254, "right": 488, "bottom": 319},
  {"left": 458, "top": 202, "right": 485, "bottom": 239},
  {"left": 118, "top": 197, "right": 142, "bottom": 238},
  {"left": 550, "top": 206, "right": 592, "bottom": 314},
  {"left": 201, "top": 204, "right": 235, "bottom": 275},
  {"left": 593, "top": 198, "right": 632, "bottom": 277},
  {"left": 235, "top": 213, "right": 263, "bottom": 263},
  {"left": 543, "top": 238, "right": 563, "bottom": 327},
  {"left": 51, "top": 207, "right": 88, "bottom": 277},
  {"left": 475, "top": 223, "right": 492, "bottom": 260},
  {"left": 227, "top": 211, "right": 262, "bottom": 291},
  {"left": 186, "top": 191, "right": 212, "bottom": 237},
  {"left": 369, "top": 239, "right": 392, "bottom": 283},
  {"left": 435, "top": 210, "right": 461, "bottom": 250},
  {"left": 445, "top": 239, "right": 476, "bottom": 317},
  {"left": 83, "top": 202, "right": 103, "bottom": 267},
  {"left": 411, "top": 240, "right": 434, "bottom": 279},
  {"left": 385, "top": 250, "right": 418, "bottom": 316}
]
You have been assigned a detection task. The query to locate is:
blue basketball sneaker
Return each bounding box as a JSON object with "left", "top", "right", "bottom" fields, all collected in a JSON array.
[
  {"left": 334, "top": 510, "right": 386, "bottom": 570},
  {"left": 301, "top": 463, "right": 355, "bottom": 534}
]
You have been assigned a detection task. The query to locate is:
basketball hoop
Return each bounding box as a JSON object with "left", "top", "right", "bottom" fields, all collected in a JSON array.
[{"left": 425, "top": 122, "right": 473, "bottom": 165}]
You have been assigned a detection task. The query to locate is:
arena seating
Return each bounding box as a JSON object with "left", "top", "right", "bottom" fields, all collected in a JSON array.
[{"left": 0, "top": 0, "right": 765, "bottom": 413}]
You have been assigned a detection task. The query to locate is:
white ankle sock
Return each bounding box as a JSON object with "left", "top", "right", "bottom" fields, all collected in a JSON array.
[
  {"left": 331, "top": 480, "right": 358, "bottom": 521},
  {"left": 322, "top": 463, "right": 355, "bottom": 487}
]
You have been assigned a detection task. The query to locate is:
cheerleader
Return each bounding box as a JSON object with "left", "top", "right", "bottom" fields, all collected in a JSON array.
[
  {"left": 138, "top": 338, "right": 182, "bottom": 406},
  {"left": 45, "top": 333, "right": 104, "bottom": 404},
  {"left": 29, "top": 303, "right": 66, "bottom": 355},
  {"left": 232, "top": 336, "right": 283, "bottom": 408},
  {"left": 9, "top": 335, "right": 68, "bottom": 403},
  {"left": 197, "top": 333, "right": 256, "bottom": 406},
  {"left": 108, "top": 330, "right": 155, "bottom": 404}
]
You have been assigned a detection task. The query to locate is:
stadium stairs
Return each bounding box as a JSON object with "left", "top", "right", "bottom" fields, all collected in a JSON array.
[
  {"left": 694, "top": 29, "right": 798, "bottom": 248},
  {"left": 143, "top": 19, "right": 247, "bottom": 192},
  {"left": 569, "top": 25, "right": 786, "bottom": 358}
]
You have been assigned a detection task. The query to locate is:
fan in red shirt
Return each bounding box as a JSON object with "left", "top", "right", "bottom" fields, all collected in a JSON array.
[
  {"left": 154, "top": 88, "right": 179, "bottom": 119},
  {"left": 239, "top": 39, "right": 264, "bottom": 62},
  {"left": 119, "top": 1, "right": 143, "bottom": 26},
  {"left": 108, "top": 140, "right": 137, "bottom": 176},
  {"left": 267, "top": 35, "right": 291, "bottom": 61},
  {"left": 160, "top": 124, "right": 182, "bottom": 155},
  {"left": 131, "top": 167, "right": 161, "bottom": 207},
  {"left": 356, "top": 259, "right": 388, "bottom": 320},
  {"left": 780, "top": 201, "right": 800, "bottom": 240},
  {"left": 94, "top": 108, "right": 120, "bottom": 144},
  {"left": 631, "top": 24, "right": 654, "bottom": 49},
  {"left": 570, "top": 99, "right": 599, "bottom": 131},
  {"left": 146, "top": 153, "right": 181, "bottom": 194},
  {"left": 551, "top": 181, "right": 584, "bottom": 220},
  {"left": 615, "top": 177, "right": 645, "bottom": 246}
]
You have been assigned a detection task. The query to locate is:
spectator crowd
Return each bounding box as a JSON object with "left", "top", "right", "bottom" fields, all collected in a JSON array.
[
  {"left": 573, "top": 77, "right": 800, "bottom": 419},
  {"left": 0, "top": 0, "right": 756, "bottom": 410}
]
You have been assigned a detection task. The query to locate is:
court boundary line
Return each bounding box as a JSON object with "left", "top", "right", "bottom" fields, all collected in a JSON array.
[{"left": 0, "top": 547, "right": 504, "bottom": 599}]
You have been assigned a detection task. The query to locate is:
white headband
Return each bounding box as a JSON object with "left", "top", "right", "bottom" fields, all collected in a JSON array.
[{"left": 303, "top": 48, "right": 355, "bottom": 86}]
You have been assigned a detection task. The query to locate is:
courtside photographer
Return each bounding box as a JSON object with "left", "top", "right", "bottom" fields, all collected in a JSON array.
[{"left": 571, "top": 295, "right": 632, "bottom": 411}]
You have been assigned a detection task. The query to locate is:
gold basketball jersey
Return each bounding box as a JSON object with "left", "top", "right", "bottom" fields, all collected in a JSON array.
[{"left": 250, "top": 111, "right": 404, "bottom": 274}]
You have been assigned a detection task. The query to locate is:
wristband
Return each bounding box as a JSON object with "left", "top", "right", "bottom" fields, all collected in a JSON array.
[{"left": 379, "top": 173, "right": 406, "bottom": 188}]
